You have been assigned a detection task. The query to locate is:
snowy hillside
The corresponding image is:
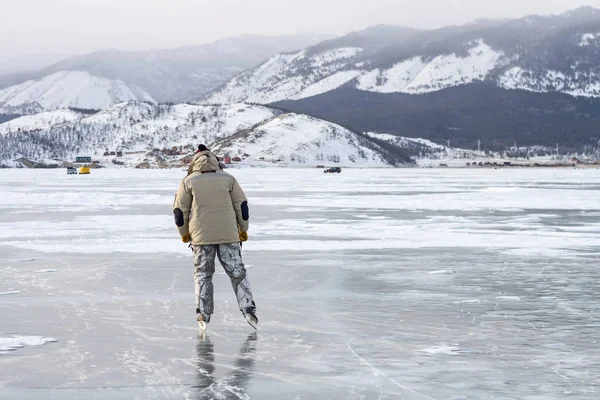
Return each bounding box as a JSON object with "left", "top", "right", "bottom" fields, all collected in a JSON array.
[
  {"left": 212, "top": 113, "right": 393, "bottom": 166},
  {"left": 357, "top": 40, "right": 503, "bottom": 94},
  {"left": 0, "top": 71, "right": 155, "bottom": 115},
  {"left": 498, "top": 67, "right": 600, "bottom": 97},
  {"left": 0, "top": 110, "right": 81, "bottom": 132},
  {"left": 0, "top": 103, "right": 401, "bottom": 167},
  {"left": 204, "top": 7, "right": 600, "bottom": 103},
  {"left": 206, "top": 41, "right": 507, "bottom": 103},
  {"left": 206, "top": 48, "right": 365, "bottom": 104}
]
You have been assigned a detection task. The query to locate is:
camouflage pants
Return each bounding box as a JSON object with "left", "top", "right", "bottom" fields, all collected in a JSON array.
[{"left": 193, "top": 243, "right": 254, "bottom": 317}]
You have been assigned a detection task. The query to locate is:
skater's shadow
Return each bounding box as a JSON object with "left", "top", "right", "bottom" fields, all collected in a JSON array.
[{"left": 194, "top": 332, "right": 258, "bottom": 399}]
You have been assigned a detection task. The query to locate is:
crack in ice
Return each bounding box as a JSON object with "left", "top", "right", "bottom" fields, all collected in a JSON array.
[{"left": 347, "top": 343, "right": 438, "bottom": 400}]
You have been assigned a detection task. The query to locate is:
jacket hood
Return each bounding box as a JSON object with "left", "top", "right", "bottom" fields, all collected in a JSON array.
[{"left": 190, "top": 151, "right": 221, "bottom": 173}]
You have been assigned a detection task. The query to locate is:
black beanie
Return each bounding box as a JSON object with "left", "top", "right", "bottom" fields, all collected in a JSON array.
[{"left": 198, "top": 144, "right": 209, "bottom": 152}]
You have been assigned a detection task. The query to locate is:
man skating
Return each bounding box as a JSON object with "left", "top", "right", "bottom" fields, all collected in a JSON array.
[{"left": 173, "top": 147, "right": 257, "bottom": 330}]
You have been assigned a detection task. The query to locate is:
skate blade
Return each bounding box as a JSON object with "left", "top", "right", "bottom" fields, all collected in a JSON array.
[
  {"left": 245, "top": 315, "right": 258, "bottom": 331},
  {"left": 198, "top": 321, "right": 207, "bottom": 332}
]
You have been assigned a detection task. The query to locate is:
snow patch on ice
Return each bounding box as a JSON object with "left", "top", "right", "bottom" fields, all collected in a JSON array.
[
  {"left": 496, "top": 296, "right": 521, "bottom": 301},
  {"left": 0, "top": 336, "right": 58, "bottom": 353},
  {"left": 455, "top": 299, "right": 482, "bottom": 304},
  {"left": 429, "top": 269, "right": 455, "bottom": 275},
  {"left": 2, "top": 169, "right": 600, "bottom": 256},
  {"left": 419, "top": 345, "right": 463, "bottom": 355},
  {"left": 0, "top": 291, "right": 22, "bottom": 296},
  {"left": 480, "top": 187, "right": 519, "bottom": 193}
]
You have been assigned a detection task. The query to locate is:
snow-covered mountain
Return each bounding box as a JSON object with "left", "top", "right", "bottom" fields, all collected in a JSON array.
[
  {"left": 209, "top": 112, "right": 395, "bottom": 166},
  {"left": 204, "top": 7, "right": 600, "bottom": 103},
  {"left": 0, "top": 71, "right": 155, "bottom": 115},
  {"left": 202, "top": 7, "right": 600, "bottom": 150},
  {"left": 0, "top": 103, "right": 403, "bottom": 167},
  {"left": 0, "top": 34, "right": 329, "bottom": 105}
]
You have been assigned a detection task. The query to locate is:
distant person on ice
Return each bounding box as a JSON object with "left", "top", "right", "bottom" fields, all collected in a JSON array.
[{"left": 173, "top": 145, "right": 257, "bottom": 330}]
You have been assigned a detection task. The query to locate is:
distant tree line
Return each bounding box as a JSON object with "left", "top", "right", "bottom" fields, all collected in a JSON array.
[{"left": 68, "top": 107, "right": 101, "bottom": 115}]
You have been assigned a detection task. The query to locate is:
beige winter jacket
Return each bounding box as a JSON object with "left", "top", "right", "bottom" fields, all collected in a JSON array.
[{"left": 173, "top": 151, "right": 249, "bottom": 245}]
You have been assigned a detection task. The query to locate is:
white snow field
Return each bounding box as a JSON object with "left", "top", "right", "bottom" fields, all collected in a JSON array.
[{"left": 0, "top": 168, "right": 599, "bottom": 399}]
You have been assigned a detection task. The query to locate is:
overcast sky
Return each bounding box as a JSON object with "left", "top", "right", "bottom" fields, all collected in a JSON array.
[{"left": 2, "top": 0, "right": 600, "bottom": 59}]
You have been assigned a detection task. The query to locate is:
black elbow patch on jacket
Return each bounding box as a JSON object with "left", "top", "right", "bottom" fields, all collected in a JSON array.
[
  {"left": 241, "top": 201, "right": 249, "bottom": 221},
  {"left": 173, "top": 208, "right": 185, "bottom": 227}
]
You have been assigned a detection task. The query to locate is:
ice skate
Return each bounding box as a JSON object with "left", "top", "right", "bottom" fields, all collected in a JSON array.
[
  {"left": 243, "top": 303, "right": 258, "bottom": 330},
  {"left": 197, "top": 313, "right": 210, "bottom": 332}
]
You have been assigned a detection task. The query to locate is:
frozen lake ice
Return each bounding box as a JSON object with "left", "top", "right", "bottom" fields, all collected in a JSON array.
[{"left": 0, "top": 167, "right": 599, "bottom": 399}]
